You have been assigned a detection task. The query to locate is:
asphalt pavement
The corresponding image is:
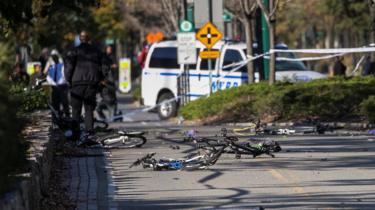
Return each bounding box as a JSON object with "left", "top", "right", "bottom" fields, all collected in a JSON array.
[{"left": 100, "top": 94, "right": 375, "bottom": 210}]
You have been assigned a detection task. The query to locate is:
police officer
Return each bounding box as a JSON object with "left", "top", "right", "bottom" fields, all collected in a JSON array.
[{"left": 64, "top": 30, "right": 106, "bottom": 141}]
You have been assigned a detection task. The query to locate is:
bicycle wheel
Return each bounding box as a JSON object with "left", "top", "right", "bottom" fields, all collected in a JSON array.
[
  {"left": 101, "top": 133, "right": 146, "bottom": 149},
  {"left": 122, "top": 135, "right": 147, "bottom": 148},
  {"left": 182, "top": 160, "right": 207, "bottom": 171}
]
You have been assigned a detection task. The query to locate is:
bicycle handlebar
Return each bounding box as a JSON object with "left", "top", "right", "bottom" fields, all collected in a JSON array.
[{"left": 129, "top": 153, "right": 156, "bottom": 168}]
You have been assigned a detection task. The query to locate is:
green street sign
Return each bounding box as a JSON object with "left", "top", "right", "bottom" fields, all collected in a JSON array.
[
  {"left": 180, "top": 20, "right": 194, "bottom": 32},
  {"left": 223, "top": 9, "right": 233, "bottom": 22}
]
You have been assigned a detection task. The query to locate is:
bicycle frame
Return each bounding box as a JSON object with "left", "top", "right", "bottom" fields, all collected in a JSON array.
[
  {"left": 192, "top": 129, "right": 281, "bottom": 158},
  {"left": 130, "top": 144, "right": 227, "bottom": 171},
  {"left": 102, "top": 135, "right": 126, "bottom": 145}
]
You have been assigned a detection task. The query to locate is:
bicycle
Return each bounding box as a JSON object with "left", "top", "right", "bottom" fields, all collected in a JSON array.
[
  {"left": 79, "top": 129, "right": 147, "bottom": 149},
  {"left": 129, "top": 143, "right": 227, "bottom": 171},
  {"left": 192, "top": 128, "right": 282, "bottom": 159},
  {"left": 48, "top": 102, "right": 109, "bottom": 144}
]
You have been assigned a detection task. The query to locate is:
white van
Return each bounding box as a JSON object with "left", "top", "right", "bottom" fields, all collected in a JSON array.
[{"left": 141, "top": 41, "right": 325, "bottom": 119}]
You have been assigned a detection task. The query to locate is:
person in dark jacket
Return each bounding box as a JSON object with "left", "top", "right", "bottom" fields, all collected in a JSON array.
[
  {"left": 333, "top": 56, "right": 346, "bottom": 76},
  {"left": 64, "top": 30, "right": 106, "bottom": 140},
  {"left": 363, "top": 56, "right": 375, "bottom": 76},
  {"left": 97, "top": 50, "right": 118, "bottom": 121}
]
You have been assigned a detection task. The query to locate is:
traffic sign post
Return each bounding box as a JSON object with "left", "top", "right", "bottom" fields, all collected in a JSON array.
[
  {"left": 177, "top": 32, "right": 196, "bottom": 64},
  {"left": 199, "top": 50, "right": 219, "bottom": 59},
  {"left": 196, "top": 22, "right": 223, "bottom": 95},
  {"left": 196, "top": 22, "right": 223, "bottom": 49},
  {"left": 178, "top": 20, "right": 196, "bottom": 105}
]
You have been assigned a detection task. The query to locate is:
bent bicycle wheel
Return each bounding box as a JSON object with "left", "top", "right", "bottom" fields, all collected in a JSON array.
[
  {"left": 101, "top": 134, "right": 146, "bottom": 149},
  {"left": 182, "top": 161, "right": 207, "bottom": 171}
]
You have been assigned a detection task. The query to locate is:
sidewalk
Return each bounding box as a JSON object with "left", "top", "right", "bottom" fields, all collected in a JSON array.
[
  {"left": 66, "top": 148, "right": 108, "bottom": 210},
  {"left": 49, "top": 141, "right": 110, "bottom": 210}
]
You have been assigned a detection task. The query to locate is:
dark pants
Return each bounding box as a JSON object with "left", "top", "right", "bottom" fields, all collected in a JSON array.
[
  {"left": 51, "top": 84, "right": 70, "bottom": 121},
  {"left": 70, "top": 85, "right": 97, "bottom": 135}
]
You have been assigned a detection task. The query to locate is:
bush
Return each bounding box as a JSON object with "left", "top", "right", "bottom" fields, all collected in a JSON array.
[
  {"left": 180, "top": 76, "right": 375, "bottom": 123},
  {"left": 0, "top": 80, "right": 28, "bottom": 195},
  {"left": 132, "top": 86, "right": 141, "bottom": 102},
  {"left": 10, "top": 84, "right": 48, "bottom": 113},
  {"left": 361, "top": 95, "right": 375, "bottom": 124}
]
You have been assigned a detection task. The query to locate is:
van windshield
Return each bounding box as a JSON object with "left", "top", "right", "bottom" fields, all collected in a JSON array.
[{"left": 243, "top": 50, "right": 308, "bottom": 71}]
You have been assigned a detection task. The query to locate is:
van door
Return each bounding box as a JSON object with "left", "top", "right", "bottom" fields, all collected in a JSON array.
[
  {"left": 216, "top": 48, "right": 247, "bottom": 91},
  {"left": 188, "top": 48, "right": 219, "bottom": 99},
  {"left": 142, "top": 46, "right": 181, "bottom": 107}
]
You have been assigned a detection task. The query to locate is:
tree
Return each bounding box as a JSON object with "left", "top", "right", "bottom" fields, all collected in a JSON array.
[
  {"left": 256, "top": 0, "right": 279, "bottom": 85},
  {"left": 160, "top": 0, "right": 184, "bottom": 34},
  {"left": 0, "top": 0, "right": 33, "bottom": 36},
  {"left": 0, "top": 0, "right": 102, "bottom": 73},
  {"left": 369, "top": 0, "right": 375, "bottom": 60},
  {"left": 226, "top": 0, "right": 258, "bottom": 83},
  {"left": 275, "top": 0, "right": 372, "bottom": 75}
]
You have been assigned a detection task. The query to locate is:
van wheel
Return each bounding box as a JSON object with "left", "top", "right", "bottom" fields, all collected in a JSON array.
[{"left": 157, "top": 92, "right": 177, "bottom": 120}]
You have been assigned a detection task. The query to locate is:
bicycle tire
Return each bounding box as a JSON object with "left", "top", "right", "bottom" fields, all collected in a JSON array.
[
  {"left": 101, "top": 133, "right": 146, "bottom": 149},
  {"left": 182, "top": 147, "right": 225, "bottom": 171}
]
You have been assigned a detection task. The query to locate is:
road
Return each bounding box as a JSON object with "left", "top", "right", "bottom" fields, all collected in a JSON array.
[{"left": 104, "top": 94, "right": 375, "bottom": 209}]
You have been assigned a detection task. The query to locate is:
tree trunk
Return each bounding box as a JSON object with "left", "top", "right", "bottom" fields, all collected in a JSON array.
[
  {"left": 245, "top": 18, "right": 255, "bottom": 83},
  {"left": 269, "top": 22, "right": 276, "bottom": 85},
  {"left": 369, "top": 0, "right": 375, "bottom": 60},
  {"left": 325, "top": 25, "right": 334, "bottom": 76}
]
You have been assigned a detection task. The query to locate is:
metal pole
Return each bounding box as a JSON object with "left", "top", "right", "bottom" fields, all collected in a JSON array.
[
  {"left": 261, "top": 0, "right": 270, "bottom": 80},
  {"left": 208, "top": 50, "right": 212, "bottom": 95},
  {"left": 208, "top": 0, "right": 213, "bottom": 22},
  {"left": 183, "top": 0, "right": 188, "bottom": 20},
  {"left": 208, "top": 0, "right": 213, "bottom": 95}
]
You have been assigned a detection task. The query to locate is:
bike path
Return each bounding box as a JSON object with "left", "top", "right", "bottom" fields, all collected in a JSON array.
[{"left": 105, "top": 126, "right": 375, "bottom": 209}]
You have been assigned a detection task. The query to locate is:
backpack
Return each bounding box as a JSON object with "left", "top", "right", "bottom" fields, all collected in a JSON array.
[{"left": 47, "top": 63, "right": 67, "bottom": 85}]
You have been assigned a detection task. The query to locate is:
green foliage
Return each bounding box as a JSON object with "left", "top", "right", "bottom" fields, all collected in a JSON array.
[
  {"left": 0, "top": 0, "right": 100, "bottom": 38},
  {"left": 180, "top": 77, "right": 375, "bottom": 123},
  {"left": 0, "top": 40, "right": 15, "bottom": 75},
  {"left": 0, "top": 79, "right": 28, "bottom": 195},
  {"left": 91, "top": 0, "right": 126, "bottom": 39},
  {"left": 361, "top": 95, "right": 375, "bottom": 124},
  {"left": 10, "top": 84, "right": 48, "bottom": 113},
  {"left": 277, "top": 0, "right": 370, "bottom": 48},
  {"left": 132, "top": 86, "right": 141, "bottom": 102}
]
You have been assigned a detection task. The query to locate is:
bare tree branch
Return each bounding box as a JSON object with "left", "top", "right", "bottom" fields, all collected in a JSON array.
[
  {"left": 269, "top": 0, "right": 279, "bottom": 18},
  {"left": 256, "top": 0, "right": 270, "bottom": 26}
]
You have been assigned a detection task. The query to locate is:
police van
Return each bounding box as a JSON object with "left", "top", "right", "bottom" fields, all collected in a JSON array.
[{"left": 141, "top": 41, "right": 326, "bottom": 119}]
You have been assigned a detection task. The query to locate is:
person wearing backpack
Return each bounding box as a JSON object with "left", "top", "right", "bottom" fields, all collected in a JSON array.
[
  {"left": 64, "top": 31, "right": 106, "bottom": 142},
  {"left": 44, "top": 49, "right": 70, "bottom": 121}
]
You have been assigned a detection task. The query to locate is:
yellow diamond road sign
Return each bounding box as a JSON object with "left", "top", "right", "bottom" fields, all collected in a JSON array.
[{"left": 196, "top": 22, "right": 223, "bottom": 49}]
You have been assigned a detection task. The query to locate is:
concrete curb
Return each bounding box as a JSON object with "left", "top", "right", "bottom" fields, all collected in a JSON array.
[{"left": 0, "top": 111, "right": 54, "bottom": 210}]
